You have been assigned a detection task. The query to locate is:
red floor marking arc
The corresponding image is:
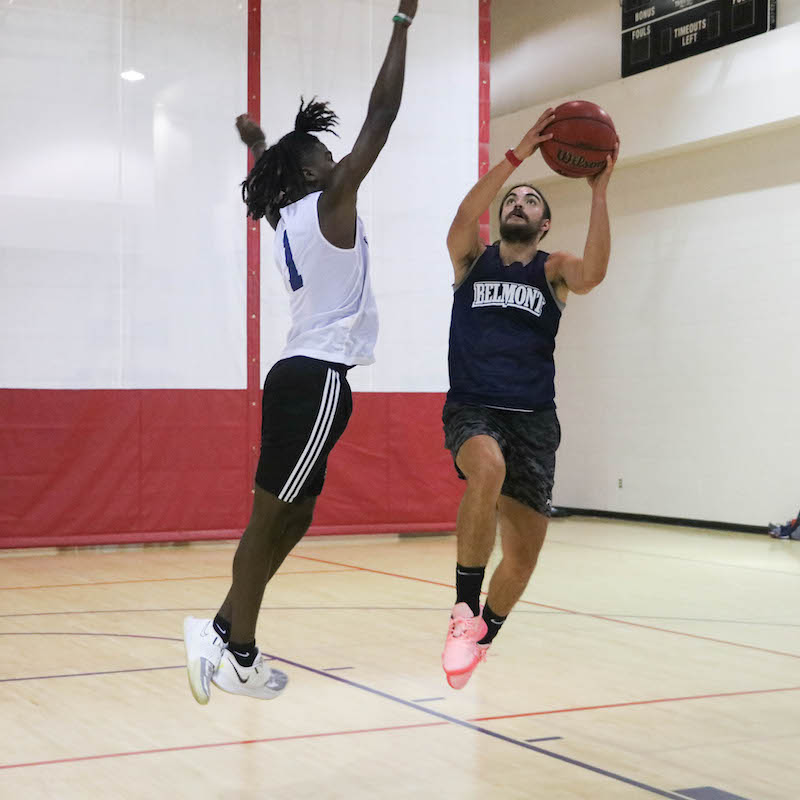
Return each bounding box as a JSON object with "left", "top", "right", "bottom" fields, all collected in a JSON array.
[
  {"left": 472, "top": 685, "right": 800, "bottom": 721},
  {"left": 0, "top": 568, "right": 354, "bottom": 591},
  {"left": 288, "top": 554, "right": 800, "bottom": 660},
  {"left": 0, "top": 721, "right": 447, "bottom": 771}
]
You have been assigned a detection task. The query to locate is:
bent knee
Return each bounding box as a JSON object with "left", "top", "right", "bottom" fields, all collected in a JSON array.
[
  {"left": 284, "top": 497, "right": 316, "bottom": 533},
  {"left": 458, "top": 437, "right": 506, "bottom": 490}
]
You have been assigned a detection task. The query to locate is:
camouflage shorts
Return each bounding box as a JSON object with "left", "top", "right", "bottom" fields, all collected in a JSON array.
[{"left": 442, "top": 402, "right": 561, "bottom": 516}]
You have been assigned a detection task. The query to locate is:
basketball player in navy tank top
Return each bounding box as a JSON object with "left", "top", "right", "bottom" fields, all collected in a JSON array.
[
  {"left": 183, "top": 1, "right": 419, "bottom": 705},
  {"left": 441, "top": 108, "right": 619, "bottom": 688}
]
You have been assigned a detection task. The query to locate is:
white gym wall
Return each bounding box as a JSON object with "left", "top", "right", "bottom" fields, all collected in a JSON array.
[
  {"left": 0, "top": 1, "right": 248, "bottom": 390},
  {"left": 491, "top": 0, "right": 800, "bottom": 525}
]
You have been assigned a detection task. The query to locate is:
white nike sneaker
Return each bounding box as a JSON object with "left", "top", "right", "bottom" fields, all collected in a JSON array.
[
  {"left": 183, "top": 617, "right": 226, "bottom": 705},
  {"left": 212, "top": 649, "right": 289, "bottom": 700}
]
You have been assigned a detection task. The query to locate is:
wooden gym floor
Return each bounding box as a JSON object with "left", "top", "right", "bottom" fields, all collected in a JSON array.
[{"left": 1, "top": 518, "right": 798, "bottom": 799}]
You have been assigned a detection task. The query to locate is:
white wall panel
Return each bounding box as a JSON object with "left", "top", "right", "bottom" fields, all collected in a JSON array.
[
  {"left": 0, "top": 1, "right": 247, "bottom": 389},
  {"left": 530, "top": 125, "right": 800, "bottom": 525}
]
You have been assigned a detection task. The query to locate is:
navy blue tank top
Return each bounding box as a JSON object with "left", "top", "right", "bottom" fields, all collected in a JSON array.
[{"left": 447, "top": 244, "right": 564, "bottom": 411}]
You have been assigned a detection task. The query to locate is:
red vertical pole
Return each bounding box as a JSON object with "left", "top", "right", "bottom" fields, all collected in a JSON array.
[
  {"left": 246, "top": 0, "right": 262, "bottom": 488},
  {"left": 478, "top": 0, "right": 492, "bottom": 244}
]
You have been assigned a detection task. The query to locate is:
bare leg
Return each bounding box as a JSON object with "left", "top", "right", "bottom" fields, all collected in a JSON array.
[
  {"left": 454, "top": 435, "right": 506, "bottom": 566},
  {"left": 218, "top": 486, "right": 316, "bottom": 643},
  {"left": 484, "top": 495, "right": 549, "bottom": 617}
]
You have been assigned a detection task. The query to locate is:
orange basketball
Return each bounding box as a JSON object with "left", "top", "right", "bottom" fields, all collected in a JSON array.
[{"left": 540, "top": 100, "right": 617, "bottom": 179}]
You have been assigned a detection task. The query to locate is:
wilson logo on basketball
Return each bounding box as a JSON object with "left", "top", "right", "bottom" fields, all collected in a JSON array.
[{"left": 556, "top": 149, "right": 607, "bottom": 170}]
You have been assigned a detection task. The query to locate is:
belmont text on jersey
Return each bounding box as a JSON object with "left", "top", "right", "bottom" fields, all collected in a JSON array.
[
  {"left": 446, "top": 244, "right": 564, "bottom": 411},
  {"left": 472, "top": 281, "right": 546, "bottom": 317}
]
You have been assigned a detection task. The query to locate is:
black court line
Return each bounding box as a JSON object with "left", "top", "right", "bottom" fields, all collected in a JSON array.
[
  {"left": 266, "top": 650, "right": 688, "bottom": 799},
  {"left": 545, "top": 537, "right": 800, "bottom": 577},
  {"left": 511, "top": 610, "right": 800, "bottom": 628},
  {"left": 0, "top": 665, "right": 183, "bottom": 683},
  {"left": 675, "top": 788, "right": 753, "bottom": 800},
  {"left": 0, "top": 631, "right": 180, "bottom": 642},
  {"left": 0, "top": 605, "right": 455, "bottom": 619},
  {"left": 4, "top": 607, "right": 799, "bottom": 631}
]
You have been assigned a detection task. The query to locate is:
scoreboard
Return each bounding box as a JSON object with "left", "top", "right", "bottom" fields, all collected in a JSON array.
[{"left": 622, "top": 0, "right": 777, "bottom": 77}]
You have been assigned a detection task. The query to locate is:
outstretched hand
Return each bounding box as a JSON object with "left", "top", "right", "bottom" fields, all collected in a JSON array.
[
  {"left": 235, "top": 114, "right": 266, "bottom": 148},
  {"left": 513, "top": 107, "right": 555, "bottom": 161},
  {"left": 587, "top": 139, "right": 620, "bottom": 192},
  {"left": 397, "top": 0, "right": 418, "bottom": 18}
]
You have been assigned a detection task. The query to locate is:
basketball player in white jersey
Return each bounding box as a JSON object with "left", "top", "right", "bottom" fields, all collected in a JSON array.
[{"left": 183, "top": 0, "right": 419, "bottom": 704}]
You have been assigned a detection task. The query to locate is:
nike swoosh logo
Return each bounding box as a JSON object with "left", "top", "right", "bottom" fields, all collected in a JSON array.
[
  {"left": 490, "top": 618, "right": 504, "bottom": 625},
  {"left": 229, "top": 659, "right": 249, "bottom": 684}
]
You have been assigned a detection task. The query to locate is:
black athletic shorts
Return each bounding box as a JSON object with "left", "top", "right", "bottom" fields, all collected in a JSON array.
[
  {"left": 442, "top": 401, "right": 561, "bottom": 516},
  {"left": 256, "top": 356, "right": 353, "bottom": 503}
]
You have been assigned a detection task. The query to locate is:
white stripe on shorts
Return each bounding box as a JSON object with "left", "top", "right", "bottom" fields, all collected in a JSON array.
[{"left": 278, "top": 368, "right": 341, "bottom": 503}]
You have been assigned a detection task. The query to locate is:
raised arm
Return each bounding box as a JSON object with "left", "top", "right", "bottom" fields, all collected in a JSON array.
[
  {"left": 323, "top": 0, "right": 417, "bottom": 207},
  {"left": 447, "top": 108, "right": 555, "bottom": 284},
  {"left": 545, "top": 141, "right": 619, "bottom": 295}
]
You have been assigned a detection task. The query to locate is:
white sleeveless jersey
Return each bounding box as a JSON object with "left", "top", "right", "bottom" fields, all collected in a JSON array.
[{"left": 273, "top": 191, "right": 378, "bottom": 366}]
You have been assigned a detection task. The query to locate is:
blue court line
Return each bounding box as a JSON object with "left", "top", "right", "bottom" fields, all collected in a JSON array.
[
  {"left": 411, "top": 697, "right": 445, "bottom": 703},
  {"left": 323, "top": 667, "right": 354, "bottom": 672},
  {"left": 676, "top": 788, "right": 753, "bottom": 800},
  {"left": 266, "top": 650, "right": 688, "bottom": 800},
  {"left": 525, "top": 736, "right": 563, "bottom": 742}
]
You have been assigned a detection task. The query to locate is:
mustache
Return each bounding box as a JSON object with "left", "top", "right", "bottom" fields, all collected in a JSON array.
[{"left": 506, "top": 207, "right": 528, "bottom": 221}]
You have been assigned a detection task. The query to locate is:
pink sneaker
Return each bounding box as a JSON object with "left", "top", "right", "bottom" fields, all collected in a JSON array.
[
  {"left": 447, "top": 643, "right": 490, "bottom": 689},
  {"left": 442, "top": 602, "right": 488, "bottom": 688}
]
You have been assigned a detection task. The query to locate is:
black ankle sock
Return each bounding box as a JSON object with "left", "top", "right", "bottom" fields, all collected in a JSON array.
[
  {"left": 455, "top": 564, "right": 485, "bottom": 617},
  {"left": 228, "top": 640, "right": 258, "bottom": 667},
  {"left": 479, "top": 603, "right": 507, "bottom": 645},
  {"left": 212, "top": 614, "right": 231, "bottom": 643}
]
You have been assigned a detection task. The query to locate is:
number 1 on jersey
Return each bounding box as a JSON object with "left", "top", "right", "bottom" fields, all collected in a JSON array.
[{"left": 283, "top": 232, "right": 304, "bottom": 291}]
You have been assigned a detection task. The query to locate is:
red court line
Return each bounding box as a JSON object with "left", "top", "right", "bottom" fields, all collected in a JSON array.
[
  {"left": 5, "top": 681, "right": 799, "bottom": 770},
  {"left": 288, "top": 554, "right": 800, "bottom": 660},
  {"left": 0, "top": 569, "right": 354, "bottom": 591},
  {"left": 290, "top": 554, "right": 456, "bottom": 590},
  {"left": 0, "top": 721, "right": 446, "bottom": 771},
  {"left": 473, "top": 685, "right": 800, "bottom": 721}
]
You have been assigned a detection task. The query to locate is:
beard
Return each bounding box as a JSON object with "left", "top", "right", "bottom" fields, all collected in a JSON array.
[{"left": 499, "top": 215, "right": 542, "bottom": 244}]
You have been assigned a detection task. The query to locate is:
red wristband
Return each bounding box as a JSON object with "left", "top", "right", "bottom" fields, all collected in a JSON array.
[{"left": 505, "top": 149, "right": 522, "bottom": 168}]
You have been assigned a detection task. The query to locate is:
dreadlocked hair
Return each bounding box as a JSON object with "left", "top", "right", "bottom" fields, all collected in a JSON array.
[{"left": 241, "top": 97, "right": 340, "bottom": 220}]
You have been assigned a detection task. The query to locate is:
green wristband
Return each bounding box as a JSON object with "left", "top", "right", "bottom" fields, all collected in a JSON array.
[{"left": 393, "top": 12, "right": 412, "bottom": 26}]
